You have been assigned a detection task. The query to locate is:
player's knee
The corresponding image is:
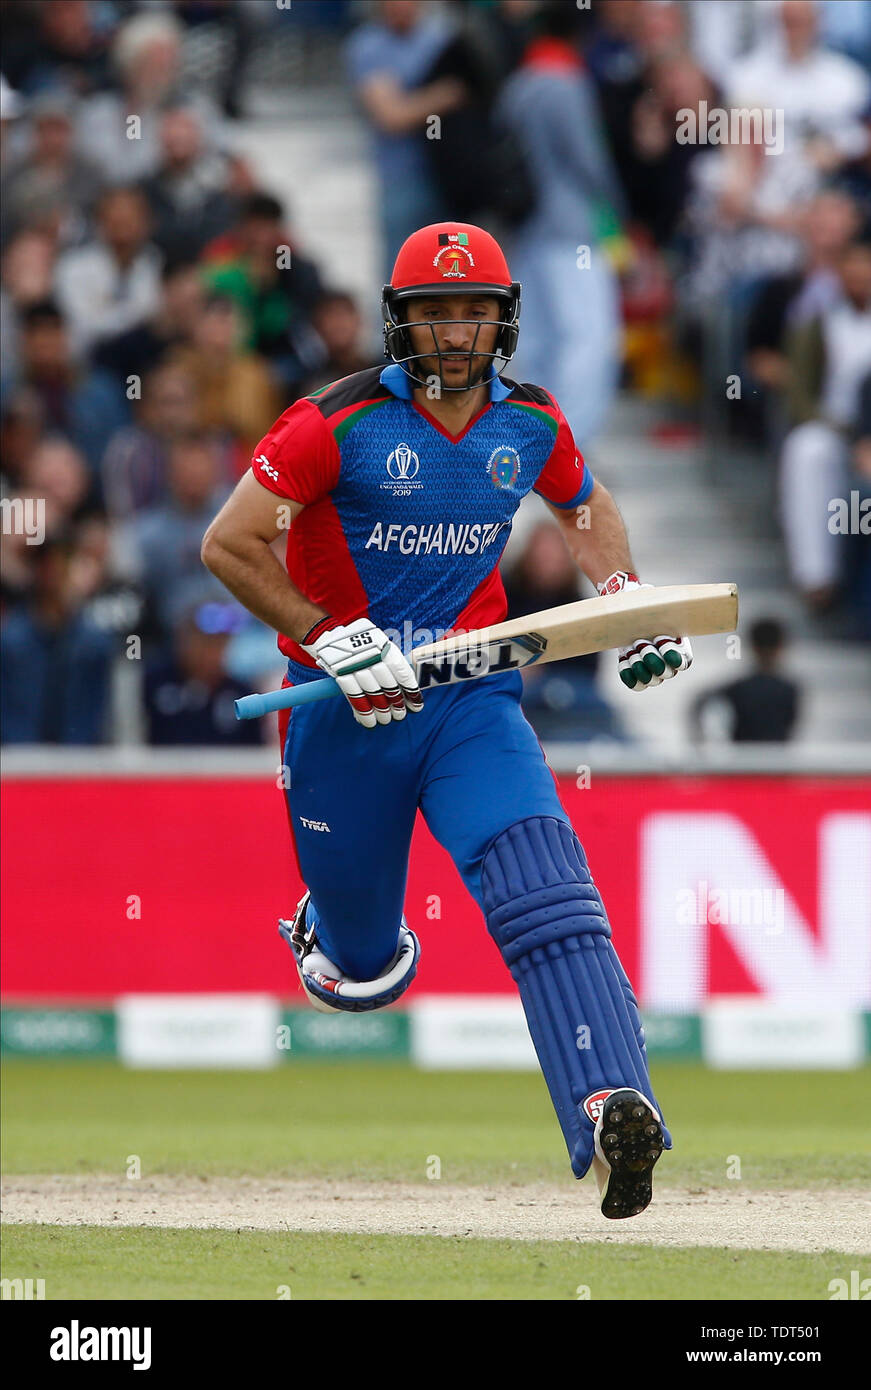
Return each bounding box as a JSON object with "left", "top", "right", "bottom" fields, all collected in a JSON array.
[{"left": 481, "top": 816, "right": 611, "bottom": 960}]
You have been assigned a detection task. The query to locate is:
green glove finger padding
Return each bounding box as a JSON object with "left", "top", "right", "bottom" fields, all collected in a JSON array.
[{"left": 337, "top": 652, "right": 384, "bottom": 675}]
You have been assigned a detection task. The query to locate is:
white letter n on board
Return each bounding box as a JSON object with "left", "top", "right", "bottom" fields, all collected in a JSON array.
[{"left": 640, "top": 813, "right": 871, "bottom": 1008}]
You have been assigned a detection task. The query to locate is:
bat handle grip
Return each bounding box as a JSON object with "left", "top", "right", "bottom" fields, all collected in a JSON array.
[{"left": 234, "top": 676, "right": 341, "bottom": 719}]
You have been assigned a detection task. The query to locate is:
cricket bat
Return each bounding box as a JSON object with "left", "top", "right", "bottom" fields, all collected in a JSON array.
[{"left": 234, "top": 582, "right": 738, "bottom": 719}]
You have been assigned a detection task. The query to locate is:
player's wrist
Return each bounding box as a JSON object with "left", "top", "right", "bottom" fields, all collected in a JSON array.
[
  {"left": 300, "top": 614, "right": 337, "bottom": 647},
  {"left": 597, "top": 570, "right": 642, "bottom": 596}
]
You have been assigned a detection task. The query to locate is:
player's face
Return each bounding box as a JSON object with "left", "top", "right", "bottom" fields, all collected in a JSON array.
[{"left": 404, "top": 295, "right": 502, "bottom": 390}]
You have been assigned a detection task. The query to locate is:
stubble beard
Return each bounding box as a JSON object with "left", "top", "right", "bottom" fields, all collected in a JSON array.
[{"left": 420, "top": 351, "right": 492, "bottom": 394}]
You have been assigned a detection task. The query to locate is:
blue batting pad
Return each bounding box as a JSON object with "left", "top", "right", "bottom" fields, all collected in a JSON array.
[{"left": 482, "top": 816, "right": 672, "bottom": 1177}]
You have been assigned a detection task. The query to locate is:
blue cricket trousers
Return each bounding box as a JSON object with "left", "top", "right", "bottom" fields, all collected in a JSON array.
[{"left": 281, "top": 668, "right": 570, "bottom": 980}]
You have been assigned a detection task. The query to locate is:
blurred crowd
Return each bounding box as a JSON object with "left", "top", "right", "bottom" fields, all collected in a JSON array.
[
  {"left": 1, "top": 0, "right": 869, "bottom": 747},
  {"left": 0, "top": 0, "right": 370, "bottom": 745}
]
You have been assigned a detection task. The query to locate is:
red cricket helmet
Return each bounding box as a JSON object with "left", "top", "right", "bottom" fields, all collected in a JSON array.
[{"left": 382, "top": 221, "right": 521, "bottom": 391}]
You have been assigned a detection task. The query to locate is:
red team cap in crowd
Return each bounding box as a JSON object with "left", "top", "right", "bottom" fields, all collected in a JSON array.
[{"left": 382, "top": 221, "right": 522, "bottom": 388}]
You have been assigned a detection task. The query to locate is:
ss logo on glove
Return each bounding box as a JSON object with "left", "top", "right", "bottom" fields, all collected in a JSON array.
[{"left": 301, "top": 617, "right": 424, "bottom": 728}]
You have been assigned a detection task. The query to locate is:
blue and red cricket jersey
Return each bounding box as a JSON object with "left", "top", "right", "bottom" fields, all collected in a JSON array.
[{"left": 251, "top": 362, "right": 595, "bottom": 677}]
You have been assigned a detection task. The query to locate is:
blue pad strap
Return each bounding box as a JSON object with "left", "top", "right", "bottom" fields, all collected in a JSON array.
[{"left": 482, "top": 816, "right": 671, "bottom": 1177}]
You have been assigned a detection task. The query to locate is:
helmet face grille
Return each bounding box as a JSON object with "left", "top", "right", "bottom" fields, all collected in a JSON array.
[{"left": 381, "top": 282, "right": 521, "bottom": 393}]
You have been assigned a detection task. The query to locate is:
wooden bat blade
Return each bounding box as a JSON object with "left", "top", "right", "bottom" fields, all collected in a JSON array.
[
  {"left": 410, "top": 583, "right": 738, "bottom": 687},
  {"left": 234, "top": 583, "right": 739, "bottom": 716}
]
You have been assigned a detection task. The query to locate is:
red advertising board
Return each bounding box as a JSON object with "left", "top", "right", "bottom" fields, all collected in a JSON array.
[{"left": 2, "top": 776, "right": 869, "bottom": 1006}]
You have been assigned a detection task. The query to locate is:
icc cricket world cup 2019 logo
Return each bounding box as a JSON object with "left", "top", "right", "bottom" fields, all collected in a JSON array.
[
  {"left": 388, "top": 443, "right": 419, "bottom": 481},
  {"left": 383, "top": 443, "right": 424, "bottom": 497}
]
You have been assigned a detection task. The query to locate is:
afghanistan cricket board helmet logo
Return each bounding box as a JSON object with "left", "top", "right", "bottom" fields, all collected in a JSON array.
[
  {"left": 488, "top": 445, "right": 520, "bottom": 489},
  {"left": 433, "top": 230, "right": 475, "bottom": 279}
]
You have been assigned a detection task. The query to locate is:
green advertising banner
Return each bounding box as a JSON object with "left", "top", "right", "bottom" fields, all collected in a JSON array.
[
  {"left": 1, "top": 1008, "right": 116, "bottom": 1057},
  {"left": 279, "top": 1008, "right": 411, "bottom": 1061}
]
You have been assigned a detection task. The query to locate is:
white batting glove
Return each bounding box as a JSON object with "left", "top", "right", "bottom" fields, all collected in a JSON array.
[
  {"left": 597, "top": 571, "right": 693, "bottom": 691},
  {"left": 301, "top": 616, "right": 424, "bottom": 728}
]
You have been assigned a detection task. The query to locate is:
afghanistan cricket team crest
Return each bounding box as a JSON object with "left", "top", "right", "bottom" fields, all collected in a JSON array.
[
  {"left": 433, "top": 231, "right": 475, "bottom": 279},
  {"left": 488, "top": 445, "right": 521, "bottom": 490}
]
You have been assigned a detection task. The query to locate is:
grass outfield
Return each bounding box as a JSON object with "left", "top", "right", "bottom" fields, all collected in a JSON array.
[
  {"left": 0, "top": 1225, "right": 842, "bottom": 1301},
  {"left": 3, "top": 1061, "right": 869, "bottom": 1300},
  {"left": 2, "top": 1060, "right": 870, "bottom": 1187}
]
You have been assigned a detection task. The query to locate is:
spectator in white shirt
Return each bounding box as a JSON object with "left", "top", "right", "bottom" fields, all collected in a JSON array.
[
  {"left": 75, "top": 10, "right": 223, "bottom": 185},
  {"left": 728, "top": 0, "right": 870, "bottom": 173},
  {"left": 780, "top": 238, "right": 871, "bottom": 610},
  {"left": 54, "top": 186, "right": 161, "bottom": 360}
]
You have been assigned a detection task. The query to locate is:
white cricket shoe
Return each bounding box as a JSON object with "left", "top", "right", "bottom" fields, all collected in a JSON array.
[{"left": 590, "top": 1088, "right": 665, "bottom": 1219}]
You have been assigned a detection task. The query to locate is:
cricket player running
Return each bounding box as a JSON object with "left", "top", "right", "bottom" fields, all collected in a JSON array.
[{"left": 202, "top": 222, "right": 693, "bottom": 1219}]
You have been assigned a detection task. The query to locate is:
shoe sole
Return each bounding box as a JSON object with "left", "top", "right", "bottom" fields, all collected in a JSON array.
[{"left": 597, "top": 1089, "right": 664, "bottom": 1220}]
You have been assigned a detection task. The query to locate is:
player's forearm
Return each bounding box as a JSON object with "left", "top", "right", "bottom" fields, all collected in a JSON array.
[
  {"left": 562, "top": 481, "right": 636, "bottom": 589},
  {"left": 201, "top": 533, "right": 327, "bottom": 644}
]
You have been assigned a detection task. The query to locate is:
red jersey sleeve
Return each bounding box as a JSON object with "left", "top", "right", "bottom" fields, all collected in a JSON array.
[
  {"left": 250, "top": 398, "right": 340, "bottom": 505},
  {"left": 533, "top": 393, "right": 595, "bottom": 510}
]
